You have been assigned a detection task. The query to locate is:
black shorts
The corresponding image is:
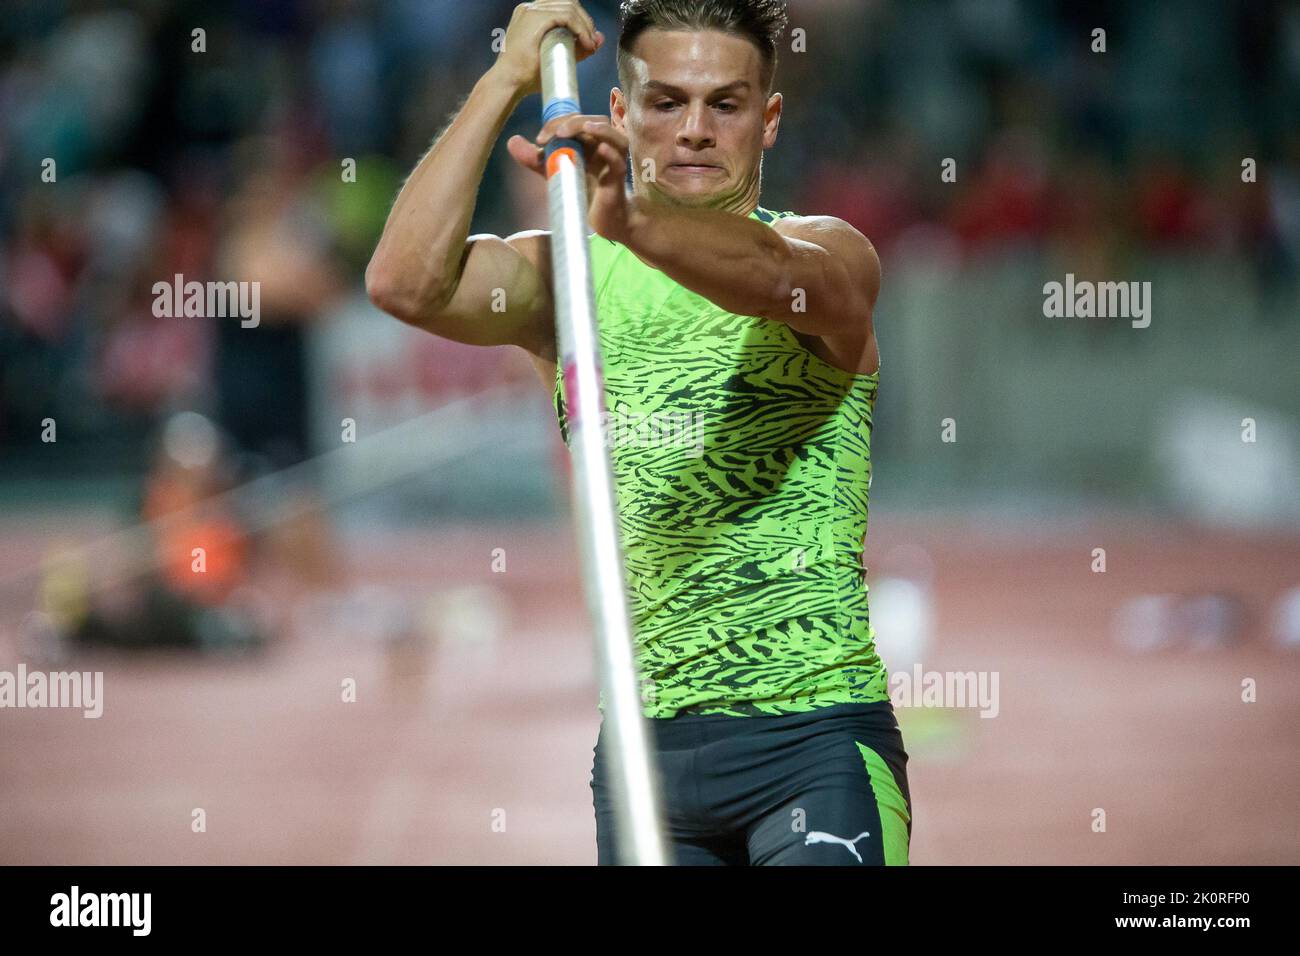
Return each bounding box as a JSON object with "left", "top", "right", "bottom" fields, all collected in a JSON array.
[{"left": 591, "top": 700, "right": 911, "bottom": 865}]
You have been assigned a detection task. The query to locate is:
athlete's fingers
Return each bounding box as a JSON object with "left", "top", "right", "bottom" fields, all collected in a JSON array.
[
  {"left": 558, "top": 0, "right": 600, "bottom": 52},
  {"left": 506, "top": 134, "right": 546, "bottom": 176},
  {"left": 508, "top": 130, "right": 611, "bottom": 183},
  {"left": 580, "top": 120, "right": 629, "bottom": 153},
  {"left": 534, "top": 118, "right": 628, "bottom": 180},
  {"left": 536, "top": 113, "right": 608, "bottom": 145},
  {"left": 496, "top": 1, "right": 601, "bottom": 96},
  {"left": 591, "top": 140, "right": 626, "bottom": 177},
  {"left": 570, "top": 130, "right": 624, "bottom": 172},
  {"left": 570, "top": 0, "right": 598, "bottom": 44},
  {"left": 571, "top": 128, "right": 625, "bottom": 163},
  {"left": 580, "top": 13, "right": 600, "bottom": 51},
  {"left": 573, "top": 27, "right": 602, "bottom": 55},
  {"left": 582, "top": 140, "right": 610, "bottom": 180},
  {"left": 574, "top": 25, "right": 602, "bottom": 55},
  {"left": 529, "top": 0, "right": 600, "bottom": 54},
  {"left": 581, "top": 142, "right": 627, "bottom": 210},
  {"left": 578, "top": 131, "right": 628, "bottom": 184}
]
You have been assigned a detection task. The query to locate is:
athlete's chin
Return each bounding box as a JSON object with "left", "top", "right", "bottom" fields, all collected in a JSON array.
[{"left": 657, "top": 183, "right": 732, "bottom": 208}]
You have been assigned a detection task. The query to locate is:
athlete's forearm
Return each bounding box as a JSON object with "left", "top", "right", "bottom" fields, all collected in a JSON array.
[
  {"left": 366, "top": 66, "right": 525, "bottom": 319},
  {"left": 620, "top": 197, "right": 796, "bottom": 319}
]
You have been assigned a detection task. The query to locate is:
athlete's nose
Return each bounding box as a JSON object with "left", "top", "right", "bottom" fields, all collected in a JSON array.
[{"left": 676, "top": 102, "right": 716, "bottom": 150}]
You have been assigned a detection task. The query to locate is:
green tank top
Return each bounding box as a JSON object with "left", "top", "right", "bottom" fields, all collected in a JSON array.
[{"left": 553, "top": 205, "right": 888, "bottom": 718}]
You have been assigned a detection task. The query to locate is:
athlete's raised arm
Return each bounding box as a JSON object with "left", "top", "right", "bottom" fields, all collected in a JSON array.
[{"left": 364, "top": 2, "right": 604, "bottom": 359}]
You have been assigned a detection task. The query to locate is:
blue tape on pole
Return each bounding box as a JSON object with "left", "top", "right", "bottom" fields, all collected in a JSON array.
[{"left": 542, "top": 97, "right": 580, "bottom": 123}]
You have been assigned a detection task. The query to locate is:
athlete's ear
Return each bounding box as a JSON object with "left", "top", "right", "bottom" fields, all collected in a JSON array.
[
  {"left": 762, "top": 92, "right": 782, "bottom": 149},
  {"left": 610, "top": 86, "right": 627, "bottom": 131}
]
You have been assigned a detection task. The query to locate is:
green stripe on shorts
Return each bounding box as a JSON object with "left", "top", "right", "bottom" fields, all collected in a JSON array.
[{"left": 855, "top": 741, "right": 911, "bottom": 866}]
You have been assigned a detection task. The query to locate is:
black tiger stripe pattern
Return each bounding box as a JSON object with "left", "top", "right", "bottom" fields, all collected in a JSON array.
[{"left": 554, "top": 206, "right": 889, "bottom": 717}]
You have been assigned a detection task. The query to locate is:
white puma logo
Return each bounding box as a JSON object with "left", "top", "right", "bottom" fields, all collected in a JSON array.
[{"left": 804, "top": 830, "right": 871, "bottom": 863}]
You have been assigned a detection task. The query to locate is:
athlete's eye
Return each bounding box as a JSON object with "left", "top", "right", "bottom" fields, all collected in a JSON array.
[
  {"left": 654, "top": 100, "right": 678, "bottom": 111},
  {"left": 714, "top": 101, "right": 737, "bottom": 112}
]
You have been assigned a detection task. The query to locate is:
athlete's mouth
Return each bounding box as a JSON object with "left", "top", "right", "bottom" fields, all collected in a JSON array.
[{"left": 668, "top": 163, "right": 722, "bottom": 173}]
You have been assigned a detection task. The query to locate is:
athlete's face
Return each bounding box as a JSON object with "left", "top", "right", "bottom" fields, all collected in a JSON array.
[{"left": 612, "top": 29, "right": 781, "bottom": 213}]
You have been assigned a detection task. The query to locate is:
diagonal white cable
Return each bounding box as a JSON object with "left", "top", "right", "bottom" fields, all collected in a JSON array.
[{"left": 1, "top": 383, "right": 530, "bottom": 598}]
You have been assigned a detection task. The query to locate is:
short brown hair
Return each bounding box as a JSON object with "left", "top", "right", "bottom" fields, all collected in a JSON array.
[{"left": 617, "top": 0, "right": 789, "bottom": 94}]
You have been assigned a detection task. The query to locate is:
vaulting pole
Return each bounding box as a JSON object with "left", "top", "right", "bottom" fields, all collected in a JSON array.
[{"left": 538, "top": 28, "right": 669, "bottom": 866}]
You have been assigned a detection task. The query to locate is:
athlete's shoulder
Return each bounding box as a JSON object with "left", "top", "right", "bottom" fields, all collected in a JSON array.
[
  {"left": 768, "top": 213, "right": 878, "bottom": 263},
  {"left": 760, "top": 209, "right": 865, "bottom": 236},
  {"left": 763, "top": 214, "right": 882, "bottom": 317},
  {"left": 753, "top": 207, "right": 874, "bottom": 244}
]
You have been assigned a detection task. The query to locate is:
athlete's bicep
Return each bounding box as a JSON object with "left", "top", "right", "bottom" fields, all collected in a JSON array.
[
  {"left": 406, "top": 230, "right": 556, "bottom": 359},
  {"left": 528, "top": 352, "right": 557, "bottom": 391}
]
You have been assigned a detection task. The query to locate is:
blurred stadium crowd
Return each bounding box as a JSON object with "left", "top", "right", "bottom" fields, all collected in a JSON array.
[
  {"left": 2, "top": 1, "right": 1296, "bottom": 863},
  {"left": 1, "top": 0, "right": 1297, "bottom": 475}
]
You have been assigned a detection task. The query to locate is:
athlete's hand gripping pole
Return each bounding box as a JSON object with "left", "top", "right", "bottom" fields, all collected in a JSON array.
[{"left": 539, "top": 27, "right": 670, "bottom": 866}]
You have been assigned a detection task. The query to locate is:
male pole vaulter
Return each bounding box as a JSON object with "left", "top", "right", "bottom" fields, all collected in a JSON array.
[{"left": 367, "top": 0, "right": 911, "bottom": 866}]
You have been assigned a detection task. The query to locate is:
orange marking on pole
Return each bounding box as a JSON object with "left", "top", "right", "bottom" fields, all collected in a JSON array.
[{"left": 546, "top": 146, "right": 578, "bottom": 178}]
